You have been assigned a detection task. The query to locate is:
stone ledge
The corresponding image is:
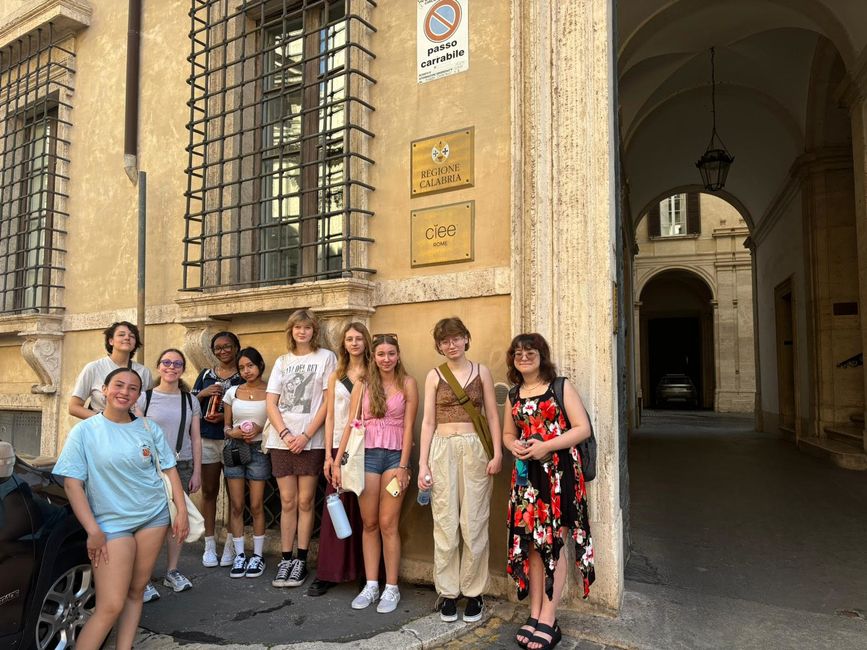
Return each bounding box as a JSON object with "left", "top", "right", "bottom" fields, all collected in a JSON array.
[
  {"left": 176, "top": 279, "right": 377, "bottom": 321},
  {"left": 0, "top": 313, "right": 63, "bottom": 337},
  {"left": 0, "top": 0, "right": 92, "bottom": 49},
  {"left": 375, "top": 266, "right": 511, "bottom": 307}
]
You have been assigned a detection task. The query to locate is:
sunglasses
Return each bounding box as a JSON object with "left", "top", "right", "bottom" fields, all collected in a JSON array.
[
  {"left": 213, "top": 344, "right": 236, "bottom": 353},
  {"left": 159, "top": 359, "right": 185, "bottom": 369},
  {"left": 373, "top": 333, "right": 398, "bottom": 343}
]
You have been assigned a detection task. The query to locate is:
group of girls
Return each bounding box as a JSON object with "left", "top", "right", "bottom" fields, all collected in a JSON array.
[{"left": 56, "top": 313, "right": 595, "bottom": 650}]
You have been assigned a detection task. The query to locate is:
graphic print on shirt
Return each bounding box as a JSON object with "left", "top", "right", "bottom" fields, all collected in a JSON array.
[{"left": 278, "top": 363, "right": 319, "bottom": 414}]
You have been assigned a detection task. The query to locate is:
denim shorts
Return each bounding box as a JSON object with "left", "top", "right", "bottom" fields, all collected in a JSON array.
[
  {"left": 223, "top": 444, "right": 272, "bottom": 481},
  {"left": 105, "top": 505, "right": 171, "bottom": 541},
  {"left": 364, "top": 447, "right": 402, "bottom": 475}
]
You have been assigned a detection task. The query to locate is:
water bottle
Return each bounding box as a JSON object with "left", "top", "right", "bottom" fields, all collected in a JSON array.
[
  {"left": 417, "top": 475, "right": 432, "bottom": 506},
  {"left": 326, "top": 492, "right": 352, "bottom": 539},
  {"left": 515, "top": 460, "right": 529, "bottom": 487}
]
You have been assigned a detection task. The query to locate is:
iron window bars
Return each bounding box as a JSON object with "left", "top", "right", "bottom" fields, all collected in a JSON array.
[
  {"left": 0, "top": 26, "right": 73, "bottom": 315},
  {"left": 183, "top": 0, "right": 376, "bottom": 292}
]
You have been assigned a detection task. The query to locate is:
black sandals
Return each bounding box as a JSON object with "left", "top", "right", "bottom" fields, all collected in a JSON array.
[
  {"left": 528, "top": 620, "right": 562, "bottom": 650},
  {"left": 515, "top": 616, "right": 538, "bottom": 648}
]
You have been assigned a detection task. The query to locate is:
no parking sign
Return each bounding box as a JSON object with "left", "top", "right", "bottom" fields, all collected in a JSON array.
[{"left": 417, "top": 0, "right": 469, "bottom": 84}]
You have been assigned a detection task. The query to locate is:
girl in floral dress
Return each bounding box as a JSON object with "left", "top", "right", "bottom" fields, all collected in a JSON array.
[{"left": 503, "top": 333, "right": 595, "bottom": 650}]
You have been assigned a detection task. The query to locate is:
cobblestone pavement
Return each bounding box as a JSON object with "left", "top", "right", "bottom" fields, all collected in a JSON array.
[{"left": 432, "top": 601, "right": 625, "bottom": 650}]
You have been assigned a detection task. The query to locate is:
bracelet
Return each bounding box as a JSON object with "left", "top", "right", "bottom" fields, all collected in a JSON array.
[
  {"left": 302, "top": 431, "right": 311, "bottom": 441},
  {"left": 398, "top": 465, "right": 411, "bottom": 473},
  {"left": 223, "top": 426, "right": 232, "bottom": 434}
]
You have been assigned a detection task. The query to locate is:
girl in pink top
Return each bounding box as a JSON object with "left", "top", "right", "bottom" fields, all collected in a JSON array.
[{"left": 333, "top": 334, "right": 418, "bottom": 613}]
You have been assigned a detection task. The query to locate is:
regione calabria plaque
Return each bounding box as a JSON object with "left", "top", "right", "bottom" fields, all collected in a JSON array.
[
  {"left": 417, "top": 0, "right": 469, "bottom": 84},
  {"left": 411, "top": 127, "right": 474, "bottom": 197}
]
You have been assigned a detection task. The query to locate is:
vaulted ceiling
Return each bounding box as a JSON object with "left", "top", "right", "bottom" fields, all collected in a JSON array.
[{"left": 618, "top": 0, "right": 867, "bottom": 232}]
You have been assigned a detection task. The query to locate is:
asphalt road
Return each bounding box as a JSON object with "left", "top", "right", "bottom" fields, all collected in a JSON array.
[{"left": 139, "top": 551, "right": 437, "bottom": 645}]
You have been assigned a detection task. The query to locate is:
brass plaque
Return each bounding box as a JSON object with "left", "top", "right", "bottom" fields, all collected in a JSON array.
[
  {"left": 411, "top": 127, "right": 474, "bottom": 197},
  {"left": 411, "top": 201, "right": 474, "bottom": 267}
]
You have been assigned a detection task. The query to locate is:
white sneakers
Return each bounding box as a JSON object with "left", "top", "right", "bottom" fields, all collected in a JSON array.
[
  {"left": 202, "top": 544, "right": 218, "bottom": 568},
  {"left": 351, "top": 583, "right": 380, "bottom": 609},
  {"left": 202, "top": 536, "right": 235, "bottom": 568},
  {"left": 351, "top": 583, "right": 401, "bottom": 613},
  {"left": 220, "top": 538, "right": 236, "bottom": 567},
  {"left": 376, "top": 586, "right": 401, "bottom": 613}
]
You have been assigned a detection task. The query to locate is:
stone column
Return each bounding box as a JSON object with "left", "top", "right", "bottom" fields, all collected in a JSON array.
[
  {"left": 511, "top": 0, "right": 622, "bottom": 611},
  {"left": 849, "top": 97, "right": 867, "bottom": 451}
]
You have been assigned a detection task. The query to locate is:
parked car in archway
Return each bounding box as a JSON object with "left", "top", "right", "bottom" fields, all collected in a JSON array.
[
  {"left": 0, "top": 442, "right": 93, "bottom": 649},
  {"left": 655, "top": 373, "right": 698, "bottom": 408}
]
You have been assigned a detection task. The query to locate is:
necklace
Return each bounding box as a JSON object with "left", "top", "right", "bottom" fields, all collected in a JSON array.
[
  {"left": 242, "top": 383, "right": 262, "bottom": 399},
  {"left": 522, "top": 380, "right": 546, "bottom": 394}
]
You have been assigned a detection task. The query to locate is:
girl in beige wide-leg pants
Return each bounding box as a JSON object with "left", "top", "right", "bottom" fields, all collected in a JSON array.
[{"left": 418, "top": 317, "right": 503, "bottom": 623}]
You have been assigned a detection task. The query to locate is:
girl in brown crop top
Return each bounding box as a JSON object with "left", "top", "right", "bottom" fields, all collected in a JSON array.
[{"left": 418, "top": 317, "right": 502, "bottom": 623}]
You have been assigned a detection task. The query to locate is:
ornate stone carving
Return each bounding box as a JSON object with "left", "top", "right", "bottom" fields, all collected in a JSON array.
[
  {"left": 20, "top": 335, "right": 62, "bottom": 394},
  {"left": 182, "top": 320, "right": 222, "bottom": 373}
]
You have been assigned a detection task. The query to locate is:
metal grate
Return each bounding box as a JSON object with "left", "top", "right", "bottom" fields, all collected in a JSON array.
[
  {"left": 0, "top": 409, "right": 42, "bottom": 457},
  {"left": 0, "top": 26, "right": 73, "bottom": 314},
  {"left": 183, "top": 0, "right": 377, "bottom": 291},
  {"left": 244, "top": 475, "right": 327, "bottom": 534}
]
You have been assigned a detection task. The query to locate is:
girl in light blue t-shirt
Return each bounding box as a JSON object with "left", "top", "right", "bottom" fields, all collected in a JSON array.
[{"left": 54, "top": 367, "right": 189, "bottom": 650}]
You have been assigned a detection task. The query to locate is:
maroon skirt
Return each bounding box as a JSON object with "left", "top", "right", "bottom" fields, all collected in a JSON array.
[{"left": 315, "top": 448, "right": 364, "bottom": 583}]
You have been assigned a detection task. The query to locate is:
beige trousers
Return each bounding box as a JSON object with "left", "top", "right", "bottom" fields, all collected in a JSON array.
[{"left": 430, "top": 432, "right": 492, "bottom": 598}]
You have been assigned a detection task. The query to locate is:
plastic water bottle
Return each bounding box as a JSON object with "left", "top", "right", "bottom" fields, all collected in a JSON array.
[
  {"left": 326, "top": 492, "right": 352, "bottom": 539},
  {"left": 515, "top": 460, "right": 529, "bottom": 487},
  {"left": 417, "top": 475, "right": 432, "bottom": 506}
]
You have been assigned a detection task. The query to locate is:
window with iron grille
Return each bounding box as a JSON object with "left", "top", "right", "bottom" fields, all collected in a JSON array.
[
  {"left": 0, "top": 28, "right": 73, "bottom": 315},
  {"left": 183, "top": 0, "right": 376, "bottom": 291}
]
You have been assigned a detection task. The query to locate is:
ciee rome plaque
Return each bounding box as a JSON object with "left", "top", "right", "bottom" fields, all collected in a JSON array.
[
  {"left": 411, "top": 127, "right": 474, "bottom": 197},
  {"left": 411, "top": 201, "right": 474, "bottom": 267}
]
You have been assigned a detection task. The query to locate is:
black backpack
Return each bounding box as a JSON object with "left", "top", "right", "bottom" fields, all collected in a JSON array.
[{"left": 508, "top": 377, "right": 597, "bottom": 481}]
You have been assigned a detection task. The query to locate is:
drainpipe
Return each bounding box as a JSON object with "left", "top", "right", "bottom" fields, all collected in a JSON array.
[
  {"left": 137, "top": 172, "right": 147, "bottom": 361},
  {"left": 124, "top": 0, "right": 141, "bottom": 184}
]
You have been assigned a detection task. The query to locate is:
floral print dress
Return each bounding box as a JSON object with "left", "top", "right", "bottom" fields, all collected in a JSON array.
[{"left": 506, "top": 386, "right": 595, "bottom": 600}]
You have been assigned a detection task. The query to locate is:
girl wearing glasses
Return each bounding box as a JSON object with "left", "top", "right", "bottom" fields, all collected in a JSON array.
[
  {"left": 69, "top": 321, "right": 154, "bottom": 420},
  {"left": 266, "top": 310, "right": 336, "bottom": 590},
  {"left": 193, "top": 331, "right": 244, "bottom": 569},
  {"left": 332, "top": 333, "right": 418, "bottom": 614},
  {"left": 307, "top": 322, "right": 371, "bottom": 596},
  {"left": 135, "top": 348, "right": 202, "bottom": 601},
  {"left": 417, "top": 317, "right": 502, "bottom": 623},
  {"left": 503, "top": 333, "right": 595, "bottom": 650}
]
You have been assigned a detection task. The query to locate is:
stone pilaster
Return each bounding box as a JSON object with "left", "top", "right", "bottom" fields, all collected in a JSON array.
[
  {"left": 848, "top": 97, "right": 867, "bottom": 451},
  {"left": 511, "top": 0, "right": 622, "bottom": 611}
]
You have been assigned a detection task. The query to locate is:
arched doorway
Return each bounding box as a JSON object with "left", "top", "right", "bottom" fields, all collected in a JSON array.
[{"left": 639, "top": 268, "right": 714, "bottom": 409}]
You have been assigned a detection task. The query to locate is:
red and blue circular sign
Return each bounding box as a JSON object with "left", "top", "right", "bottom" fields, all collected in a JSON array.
[{"left": 424, "top": 0, "right": 462, "bottom": 43}]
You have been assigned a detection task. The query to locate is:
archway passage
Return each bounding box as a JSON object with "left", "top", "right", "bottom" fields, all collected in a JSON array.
[{"left": 640, "top": 269, "right": 714, "bottom": 409}]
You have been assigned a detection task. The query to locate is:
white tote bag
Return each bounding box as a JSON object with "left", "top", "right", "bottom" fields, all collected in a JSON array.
[
  {"left": 143, "top": 417, "right": 206, "bottom": 543},
  {"left": 340, "top": 386, "right": 366, "bottom": 496}
]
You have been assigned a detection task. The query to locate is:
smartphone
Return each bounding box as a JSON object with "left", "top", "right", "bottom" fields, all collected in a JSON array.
[{"left": 385, "top": 476, "right": 401, "bottom": 497}]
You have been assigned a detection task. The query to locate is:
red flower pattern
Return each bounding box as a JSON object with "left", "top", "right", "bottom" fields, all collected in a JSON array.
[{"left": 506, "top": 389, "right": 595, "bottom": 601}]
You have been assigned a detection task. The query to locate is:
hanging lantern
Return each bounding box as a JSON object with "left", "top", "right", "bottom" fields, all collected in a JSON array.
[{"left": 695, "top": 48, "right": 734, "bottom": 191}]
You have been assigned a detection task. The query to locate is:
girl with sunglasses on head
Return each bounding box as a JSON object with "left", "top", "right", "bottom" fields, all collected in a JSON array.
[
  {"left": 69, "top": 321, "right": 154, "bottom": 420},
  {"left": 332, "top": 333, "right": 418, "bottom": 613},
  {"left": 418, "top": 317, "right": 503, "bottom": 623},
  {"left": 134, "top": 348, "right": 202, "bottom": 602},
  {"left": 504, "top": 333, "right": 595, "bottom": 650},
  {"left": 222, "top": 347, "right": 271, "bottom": 579},
  {"left": 192, "top": 331, "right": 244, "bottom": 569},
  {"left": 307, "top": 322, "right": 371, "bottom": 596},
  {"left": 266, "top": 310, "right": 336, "bottom": 590},
  {"left": 54, "top": 367, "right": 189, "bottom": 650}
]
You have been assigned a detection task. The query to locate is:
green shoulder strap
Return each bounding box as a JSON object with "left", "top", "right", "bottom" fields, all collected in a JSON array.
[{"left": 438, "top": 363, "right": 494, "bottom": 460}]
